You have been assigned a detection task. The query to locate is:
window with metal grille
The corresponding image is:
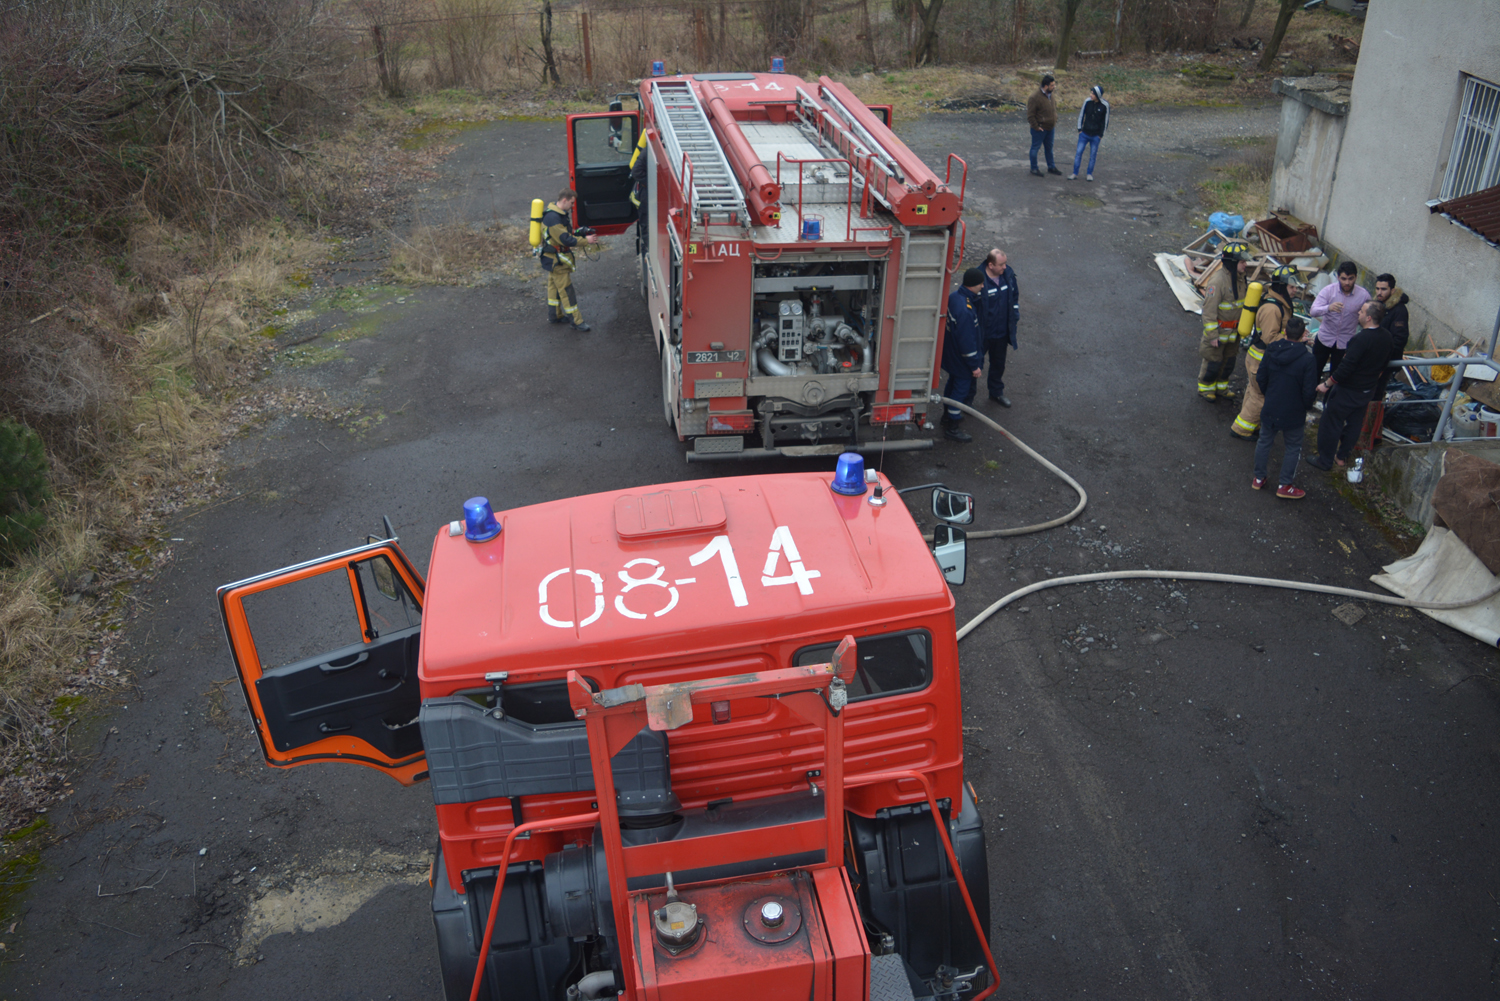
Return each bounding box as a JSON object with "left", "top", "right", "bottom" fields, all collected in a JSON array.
[{"left": 1441, "top": 75, "right": 1500, "bottom": 200}]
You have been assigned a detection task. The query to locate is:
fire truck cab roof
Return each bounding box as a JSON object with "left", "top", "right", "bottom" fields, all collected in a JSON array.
[{"left": 418, "top": 470, "right": 952, "bottom": 687}]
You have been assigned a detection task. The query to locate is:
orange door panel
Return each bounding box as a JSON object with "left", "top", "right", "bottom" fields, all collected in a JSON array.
[{"left": 216, "top": 540, "right": 428, "bottom": 784}]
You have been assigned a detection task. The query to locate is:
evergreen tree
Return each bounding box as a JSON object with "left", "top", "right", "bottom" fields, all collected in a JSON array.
[{"left": 0, "top": 419, "right": 52, "bottom": 563}]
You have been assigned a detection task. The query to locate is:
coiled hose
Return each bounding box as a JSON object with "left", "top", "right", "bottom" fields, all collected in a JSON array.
[{"left": 936, "top": 396, "right": 1500, "bottom": 641}]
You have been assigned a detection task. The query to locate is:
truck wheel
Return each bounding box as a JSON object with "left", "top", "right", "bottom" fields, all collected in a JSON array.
[{"left": 661, "top": 347, "right": 675, "bottom": 428}]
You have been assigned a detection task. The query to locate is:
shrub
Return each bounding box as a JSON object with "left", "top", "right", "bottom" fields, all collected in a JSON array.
[{"left": 0, "top": 420, "right": 52, "bottom": 563}]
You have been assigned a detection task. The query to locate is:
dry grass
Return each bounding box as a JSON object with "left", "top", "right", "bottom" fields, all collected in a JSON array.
[
  {"left": 0, "top": 217, "right": 327, "bottom": 834},
  {"left": 1196, "top": 136, "right": 1276, "bottom": 223},
  {"left": 387, "top": 221, "right": 533, "bottom": 284}
]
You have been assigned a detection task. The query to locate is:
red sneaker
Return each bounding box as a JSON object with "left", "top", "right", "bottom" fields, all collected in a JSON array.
[
  {"left": 1251, "top": 476, "right": 1265, "bottom": 490},
  {"left": 1276, "top": 485, "right": 1306, "bottom": 499}
]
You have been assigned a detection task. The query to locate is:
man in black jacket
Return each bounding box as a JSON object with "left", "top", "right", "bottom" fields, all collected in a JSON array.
[
  {"left": 1373, "top": 273, "right": 1410, "bottom": 396},
  {"left": 1308, "top": 301, "right": 1393, "bottom": 470},
  {"left": 1070, "top": 85, "right": 1109, "bottom": 181},
  {"left": 1253, "top": 318, "right": 1318, "bottom": 499},
  {"left": 940, "top": 268, "right": 986, "bottom": 443},
  {"left": 979, "top": 248, "right": 1020, "bottom": 407}
]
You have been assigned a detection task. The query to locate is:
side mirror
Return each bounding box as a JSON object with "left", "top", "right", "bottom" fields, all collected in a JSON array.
[
  {"left": 932, "top": 487, "right": 974, "bottom": 525},
  {"left": 933, "top": 524, "right": 967, "bottom": 586}
]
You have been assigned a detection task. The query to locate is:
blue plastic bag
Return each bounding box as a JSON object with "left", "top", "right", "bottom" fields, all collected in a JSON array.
[{"left": 1209, "top": 212, "right": 1245, "bottom": 236}]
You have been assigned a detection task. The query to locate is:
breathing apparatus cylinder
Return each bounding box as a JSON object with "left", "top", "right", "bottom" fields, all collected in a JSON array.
[
  {"left": 528, "top": 198, "right": 546, "bottom": 249},
  {"left": 1238, "top": 281, "right": 1264, "bottom": 338}
]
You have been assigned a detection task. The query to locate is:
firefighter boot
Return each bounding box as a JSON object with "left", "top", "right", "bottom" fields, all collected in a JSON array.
[
  {"left": 547, "top": 305, "right": 567, "bottom": 324},
  {"left": 571, "top": 321, "right": 592, "bottom": 332},
  {"left": 941, "top": 419, "right": 972, "bottom": 443}
]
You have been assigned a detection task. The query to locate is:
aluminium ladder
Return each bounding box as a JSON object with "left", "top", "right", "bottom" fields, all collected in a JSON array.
[{"left": 650, "top": 80, "right": 748, "bottom": 228}]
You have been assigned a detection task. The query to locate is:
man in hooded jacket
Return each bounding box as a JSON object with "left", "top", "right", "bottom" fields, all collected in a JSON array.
[
  {"left": 1373, "top": 273, "right": 1410, "bottom": 397},
  {"left": 1253, "top": 317, "right": 1318, "bottom": 499},
  {"left": 1070, "top": 85, "right": 1109, "bottom": 181}
]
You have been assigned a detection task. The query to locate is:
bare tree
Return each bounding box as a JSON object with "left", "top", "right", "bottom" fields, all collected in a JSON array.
[
  {"left": 1238, "top": 0, "right": 1257, "bottom": 29},
  {"left": 1257, "top": 0, "right": 1297, "bottom": 70},
  {"left": 535, "top": 0, "right": 561, "bottom": 84},
  {"left": 350, "top": 0, "right": 421, "bottom": 97},
  {"left": 909, "top": 0, "right": 946, "bottom": 66},
  {"left": 1054, "top": 0, "right": 1084, "bottom": 68}
]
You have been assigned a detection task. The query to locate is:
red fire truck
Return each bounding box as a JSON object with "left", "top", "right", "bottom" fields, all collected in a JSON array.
[
  {"left": 565, "top": 72, "right": 966, "bottom": 460},
  {"left": 217, "top": 464, "right": 993, "bottom": 1000}
]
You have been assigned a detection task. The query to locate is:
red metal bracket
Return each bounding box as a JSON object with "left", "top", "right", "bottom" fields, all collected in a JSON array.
[{"left": 565, "top": 635, "right": 857, "bottom": 1000}]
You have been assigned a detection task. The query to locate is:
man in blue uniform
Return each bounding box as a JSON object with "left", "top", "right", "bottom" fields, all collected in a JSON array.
[
  {"left": 940, "top": 268, "right": 986, "bottom": 443},
  {"left": 979, "top": 248, "right": 1019, "bottom": 408}
]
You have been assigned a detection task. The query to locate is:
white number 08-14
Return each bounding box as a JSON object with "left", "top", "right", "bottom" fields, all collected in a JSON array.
[{"left": 538, "top": 527, "right": 820, "bottom": 628}]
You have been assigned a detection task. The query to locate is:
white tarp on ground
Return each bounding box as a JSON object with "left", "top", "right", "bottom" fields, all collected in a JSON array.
[
  {"left": 1371, "top": 526, "right": 1500, "bottom": 647},
  {"left": 1153, "top": 253, "right": 1204, "bottom": 314}
]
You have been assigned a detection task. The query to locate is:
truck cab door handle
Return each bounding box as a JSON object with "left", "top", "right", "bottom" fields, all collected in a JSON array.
[
  {"left": 319, "top": 722, "right": 352, "bottom": 734},
  {"left": 319, "top": 652, "right": 369, "bottom": 673}
]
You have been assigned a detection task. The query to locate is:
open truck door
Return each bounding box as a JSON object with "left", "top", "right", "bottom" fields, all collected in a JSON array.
[
  {"left": 216, "top": 539, "right": 428, "bottom": 784},
  {"left": 566, "top": 109, "right": 640, "bottom": 235}
]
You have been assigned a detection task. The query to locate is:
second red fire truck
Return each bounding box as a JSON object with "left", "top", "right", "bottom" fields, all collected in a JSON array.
[{"left": 565, "top": 71, "right": 967, "bottom": 461}]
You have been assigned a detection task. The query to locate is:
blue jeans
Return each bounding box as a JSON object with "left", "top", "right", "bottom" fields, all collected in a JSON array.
[
  {"left": 1255, "top": 423, "right": 1304, "bottom": 487},
  {"left": 1029, "top": 128, "right": 1055, "bottom": 171},
  {"left": 1073, "top": 133, "right": 1101, "bottom": 175},
  {"left": 943, "top": 368, "right": 977, "bottom": 422}
]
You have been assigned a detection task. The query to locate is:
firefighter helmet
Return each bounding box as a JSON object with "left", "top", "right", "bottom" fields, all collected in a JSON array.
[
  {"left": 1270, "top": 263, "right": 1299, "bottom": 283},
  {"left": 1221, "top": 240, "right": 1250, "bottom": 260}
]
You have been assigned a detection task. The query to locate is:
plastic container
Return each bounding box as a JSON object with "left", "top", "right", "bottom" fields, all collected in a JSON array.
[
  {"left": 1479, "top": 406, "right": 1500, "bottom": 438},
  {"left": 1453, "top": 408, "right": 1483, "bottom": 438}
]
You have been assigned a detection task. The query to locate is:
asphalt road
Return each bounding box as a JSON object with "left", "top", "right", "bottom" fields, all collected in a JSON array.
[{"left": 6, "top": 103, "right": 1500, "bottom": 1001}]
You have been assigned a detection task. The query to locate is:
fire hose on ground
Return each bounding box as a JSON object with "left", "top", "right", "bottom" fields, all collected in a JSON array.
[{"left": 935, "top": 396, "right": 1500, "bottom": 643}]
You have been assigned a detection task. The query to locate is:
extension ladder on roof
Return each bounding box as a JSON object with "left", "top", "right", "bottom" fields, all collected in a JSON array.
[{"left": 650, "top": 79, "right": 747, "bottom": 227}]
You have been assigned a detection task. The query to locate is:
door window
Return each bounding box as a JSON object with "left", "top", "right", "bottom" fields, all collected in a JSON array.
[{"left": 793, "top": 630, "right": 931, "bottom": 701}]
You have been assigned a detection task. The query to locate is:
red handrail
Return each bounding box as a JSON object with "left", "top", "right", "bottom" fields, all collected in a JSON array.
[
  {"left": 945, "top": 153, "right": 969, "bottom": 207},
  {"left": 776, "top": 152, "right": 854, "bottom": 242}
]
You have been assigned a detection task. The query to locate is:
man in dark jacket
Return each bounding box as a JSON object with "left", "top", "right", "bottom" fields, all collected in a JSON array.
[
  {"left": 979, "top": 248, "right": 1020, "bottom": 407},
  {"left": 1026, "top": 74, "right": 1060, "bottom": 177},
  {"left": 940, "top": 268, "right": 986, "bottom": 443},
  {"left": 1070, "top": 85, "right": 1109, "bottom": 181},
  {"left": 1373, "top": 273, "right": 1410, "bottom": 396},
  {"left": 1308, "top": 301, "right": 1394, "bottom": 470},
  {"left": 1253, "top": 318, "right": 1318, "bottom": 499}
]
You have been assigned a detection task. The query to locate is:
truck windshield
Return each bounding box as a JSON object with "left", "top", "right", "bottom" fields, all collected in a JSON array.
[{"left": 792, "top": 630, "right": 930, "bottom": 701}]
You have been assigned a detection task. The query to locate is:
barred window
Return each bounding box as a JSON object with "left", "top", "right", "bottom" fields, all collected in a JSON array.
[{"left": 1441, "top": 75, "right": 1500, "bottom": 200}]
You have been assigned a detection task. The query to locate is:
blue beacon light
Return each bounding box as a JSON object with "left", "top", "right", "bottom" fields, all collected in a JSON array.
[
  {"left": 463, "top": 496, "right": 502, "bottom": 542},
  {"left": 652, "top": 60, "right": 666, "bottom": 77},
  {"left": 830, "top": 452, "right": 868, "bottom": 496}
]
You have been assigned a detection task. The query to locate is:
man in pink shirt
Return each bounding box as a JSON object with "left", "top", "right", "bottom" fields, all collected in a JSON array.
[{"left": 1309, "top": 261, "right": 1371, "bottom": 377}]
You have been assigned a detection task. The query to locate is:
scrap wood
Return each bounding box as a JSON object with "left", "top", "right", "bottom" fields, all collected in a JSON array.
[{"left": 1154, "top": 253, "right": 1205, "bottom": 313}]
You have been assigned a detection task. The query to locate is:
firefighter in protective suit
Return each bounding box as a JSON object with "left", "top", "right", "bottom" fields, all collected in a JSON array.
[
  {"left": 1230, "top": 264, "right": 1299, "bottom": 441},
  {"left": 541, "top": 189, "right": 597, "bottom": 332},
  {"left": 1197, "top": 241, "right": 1250, "bottom": 401}
]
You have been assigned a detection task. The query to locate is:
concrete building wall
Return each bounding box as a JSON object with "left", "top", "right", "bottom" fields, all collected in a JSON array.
[
  {"left": 1321, "top": 0, "right": 1500, "bottom": 348},
  {"left": 1269, "top": 99, "right": 1345, "bottom": 230}
]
